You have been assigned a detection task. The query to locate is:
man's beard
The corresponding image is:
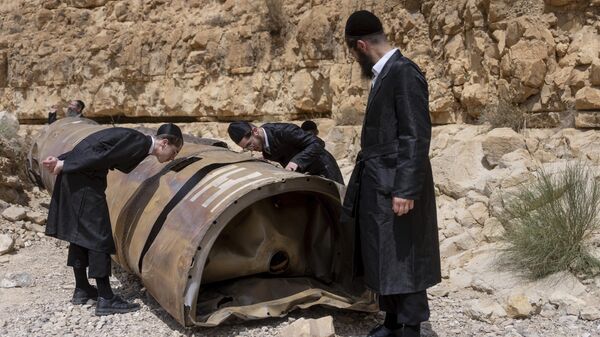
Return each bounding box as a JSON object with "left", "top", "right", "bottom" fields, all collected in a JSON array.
[
  {"left": 66, "top": 107, "right": 79, "bottom": 117},
  {"left": 356, "top": 49, "right": 374, "bottom": 79}
]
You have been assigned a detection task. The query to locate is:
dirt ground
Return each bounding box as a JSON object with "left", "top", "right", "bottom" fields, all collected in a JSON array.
[{"left": 1, "top": 238, "right": 600, "bottom": 337}]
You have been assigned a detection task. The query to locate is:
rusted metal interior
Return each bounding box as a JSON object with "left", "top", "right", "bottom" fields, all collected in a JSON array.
[{"left": 29, "top": 118, "right": 374, "bottom": 326}]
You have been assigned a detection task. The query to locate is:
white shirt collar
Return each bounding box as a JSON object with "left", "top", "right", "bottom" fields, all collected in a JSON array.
[
  {"left": 148, "top": 136, "right": 155, "bottom": 155},
  {"left": 372, "top": 48, "right": 398, "bottom": 81},
  {"left": 261, "top": 127, "right": 270, "bottom": 153}
]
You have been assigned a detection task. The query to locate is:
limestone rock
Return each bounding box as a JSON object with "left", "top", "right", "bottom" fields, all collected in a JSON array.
[
  {"left": 482, "top": 128, "right": 525, "bottom": 168},
  {"left": 549, "top": 291, "right": 586, "bottom": 316},
  {"left": 25, "top": 211, "right": 46, "bottom": 225},
  {"left": 461, "top": 83, "right": 488, "bottom": 116},
  {"left": 24, "top": 222, "right": 45, "bottom": 233},
  {"left": 0, "top": 234, "right": 14, "bottom": 255},
  {"left": 505, "top": 293, "right": 534, "bottom": 318},
  {"left": 0, "top": 111, "right": 19, "bottom": 139},
  {"left": 482, "top": 217, "right": 505, "bottom": 242},
  {"left": 575, "top": 87, "right": 600, "bottom": 110},
  {"left": 591, "top": 59, "right": 600, "bottom": 86},
  {"left": 575, "top": 112, "right": 600, "bottom": 128},
  {"left": 278, "top": 316, "right": 335, "bottom": 337},
  {"left": 0, "top": 272, "right": 34, "bottom": 288},
  {"left": 465, "top": 298, "right": 507, "bottom": 323},
  {"left": 2, "top": 205, "right": 27, "bottom": 221},
  {"left": 579, "top": 307, "right": 600, "bottom": 321},
  {"left": 431, "top": 137, "right": 490, "bottom": 199}
]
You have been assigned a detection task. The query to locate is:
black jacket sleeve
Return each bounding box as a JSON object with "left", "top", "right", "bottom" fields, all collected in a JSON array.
[
  {"left": 61, "top": 131, "right": 147, "bottom": 174},
  {"left": 279, "top": 124, "right": 324, "bottom": 172},
  {"left": 391, "top": 63, "right": 431, "bottom": 200}
]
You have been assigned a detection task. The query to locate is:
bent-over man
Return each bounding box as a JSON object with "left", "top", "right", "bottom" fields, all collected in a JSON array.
[
  {"left": 43, "top": 123, "right": 183, "bottom": 316},
  {"left": 227, "top": 121, "right": 344, "bottom": 184}
]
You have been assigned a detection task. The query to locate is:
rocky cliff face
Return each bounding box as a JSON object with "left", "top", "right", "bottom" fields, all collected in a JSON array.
[{"left": 0, "top": 0, "right": 599, "bottom": 127}]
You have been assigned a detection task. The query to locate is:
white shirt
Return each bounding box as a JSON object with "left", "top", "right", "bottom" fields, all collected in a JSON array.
[
  {"left": 371, "top": 48, "right": 398, "bottom": 86},
  {"left": 261, "top": 127, "right": 271, "bottom": 154},
  {"left": 148, "top": 136, "right": 155, "bottom": 154}
]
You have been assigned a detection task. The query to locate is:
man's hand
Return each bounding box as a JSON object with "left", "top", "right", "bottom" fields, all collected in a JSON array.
[
  {"left": 42, "top": 156, "right": 64, "bottom": 175},
  {"left": 392, "top": 197, "right": 414, "bottom": 216},
  {"left": 285, "top": 162, "right": 299, "bottom": 171}
]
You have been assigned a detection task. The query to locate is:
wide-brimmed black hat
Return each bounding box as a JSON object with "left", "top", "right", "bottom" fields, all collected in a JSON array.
[
  {"left": 345, "top": 10, "right": 383, "bottom": 37},
  {"left": 227, "top": 122, "right": 252, "bottom": 144}
]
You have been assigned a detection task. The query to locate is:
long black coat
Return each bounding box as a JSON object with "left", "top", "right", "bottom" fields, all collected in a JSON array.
[
  {"left": 261, "top": 123, "right": 344, "bottom": 184},
  {"left": 343, "top": 51, "right": 441, "bottom": 295},
  {"left": 46, "top": 128, "right": 152, "bottom": 254}
]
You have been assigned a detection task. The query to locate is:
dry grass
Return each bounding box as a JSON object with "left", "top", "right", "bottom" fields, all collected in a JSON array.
[{"left": 499, "top": 162, "right": 600, "bottom": 279}]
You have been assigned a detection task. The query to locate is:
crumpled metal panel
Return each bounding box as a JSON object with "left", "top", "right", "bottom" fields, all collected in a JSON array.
[{"left": 30, "top": 118, "right": 375, "bottom": 326}]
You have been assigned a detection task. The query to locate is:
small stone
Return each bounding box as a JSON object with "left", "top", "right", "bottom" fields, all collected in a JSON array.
[
  {"left": 0, "top": 234, "right": 14, "bottom": 255},
  {"left": 2, "top": 206, "right": 27, "bottom": 221},
  {"left": 0, "top": 272, "right": 34, "bottom": 288},
  {"left": 24, "top": 222, "right": 45, "bottom": 233},
  {"left": 25, "top": 211, "right": 46, "bottom": 225},
  {"left": 580, "top": 307, "right": 600, "bottom": 321},
  {"left": 506, "top": 293, "right": 534, "bottom": 318}
]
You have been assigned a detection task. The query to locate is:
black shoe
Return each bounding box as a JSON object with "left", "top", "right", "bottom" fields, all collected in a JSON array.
[
  {"left": 71, "top": 287, "right": 98, "bottom": 305},
  {"left": 95, "top": 295, "right": 141, "bottom": 316},
  {"left": 367, "top": 325, "right": 401, "bottom": 337},
  {"left": 402, "top": 324, "right": 421, "bottom": 337}
]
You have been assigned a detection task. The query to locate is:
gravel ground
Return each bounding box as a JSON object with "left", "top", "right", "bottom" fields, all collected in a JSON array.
[{"left": 1, "top": 239, "right": 600, "bottom": 337}]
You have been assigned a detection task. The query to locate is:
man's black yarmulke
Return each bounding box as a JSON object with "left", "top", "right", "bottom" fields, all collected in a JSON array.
[
  {"left": 157, "top": 123, "right": 183, "bottom": 142},
  {"left": 345, "top": 10, "right": 383, "bottom": 37},
  {"left": 227, "top": 122, "right": 252, "bottom": 144}
]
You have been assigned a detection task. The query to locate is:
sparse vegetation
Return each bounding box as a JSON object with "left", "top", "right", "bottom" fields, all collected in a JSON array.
[
  {"left": 499, "top": 162, "right": 600, "bottom": 279},
  {"left": 478, "top": 99, "right": 526, "bottom": 132}
]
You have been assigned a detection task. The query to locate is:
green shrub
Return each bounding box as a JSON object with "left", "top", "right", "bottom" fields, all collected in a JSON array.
[
  {"left": 499, "top": 162, "right": 600, "bottom": 279},
  {"left": 478, "top": 99, "right": 526, "bottom": 132}
]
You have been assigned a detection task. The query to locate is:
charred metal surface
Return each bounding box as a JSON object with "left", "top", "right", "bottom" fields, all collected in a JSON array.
[{"left": 29, "top": 118, "right": 375, "bottom": 326}]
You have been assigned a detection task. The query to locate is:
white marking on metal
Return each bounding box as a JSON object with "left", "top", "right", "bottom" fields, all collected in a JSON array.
[
  {"left": 189, "top": 167, "right": 246, "bottom": 202},
  {"left": 201, "top": 172, "right": 263, "bottom": 207},
  {"left": 187, "top": 165, "right": 240, "bottom": 198},
  {"left": 209, "top": 177, "right": 273, "bottom": 212}
]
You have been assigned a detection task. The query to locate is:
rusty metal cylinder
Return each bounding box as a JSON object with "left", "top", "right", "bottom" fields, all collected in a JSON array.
[{"left": 29, "top": 118, "right": 373, "bottom": 326}]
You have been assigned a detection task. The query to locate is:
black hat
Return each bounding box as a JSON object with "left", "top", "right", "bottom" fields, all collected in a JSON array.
[
  {"left": 157, "top": 123, "right": 183, "bottom": 142},
  {"left": 345, "top": 10, "right": 383, "bottom": 37},
  {"left": 227, "top": 122, "right": 252, "bottom": 144}
]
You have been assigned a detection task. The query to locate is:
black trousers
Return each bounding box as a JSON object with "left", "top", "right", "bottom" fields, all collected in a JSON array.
[
  {"left": 378, "top": 290, "right": 430, "bottom": 325},
  {"left": 67, "top": 243, "right": 111, "bottom": 278}
]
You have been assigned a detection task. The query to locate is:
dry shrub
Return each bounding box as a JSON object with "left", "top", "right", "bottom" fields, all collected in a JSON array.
[
  {"left": 499, "top": 162, "right": 600, "bottom": 279},
  {"left": 478, "top": 99, "right": 526, "bottom": 132}
]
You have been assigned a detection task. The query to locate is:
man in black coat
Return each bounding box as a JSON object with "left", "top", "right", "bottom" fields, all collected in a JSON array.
[
  {"left": 343, "top": 11, "right": 441, "bottom": 337},
  {"left": 48, "top": 99, "right": 85, "bottom": 124},
  {"left": 43, "top": 123, "right": 183, "bottom": 316},
  {"left": 227, "top": 121, "right": 344, "bottom": 184}
]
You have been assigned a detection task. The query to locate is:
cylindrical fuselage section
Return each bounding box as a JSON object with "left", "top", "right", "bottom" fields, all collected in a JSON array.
[{"left": 29, "top": 118, "right": 365, "bottom": 326}]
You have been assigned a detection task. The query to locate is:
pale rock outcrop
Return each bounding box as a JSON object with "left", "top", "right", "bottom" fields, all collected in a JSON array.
[
  {"left": 0, "top": 234, "right": 14, "bottom": 255},
  {"left": 575, "top": 87, "right": 600, "bottom": 110},
  {"left": 1, "top": 206, "right": 26, "bottom": 221},
  {"left": 465, "top": 298, "right": 507, "bottom": 323},
  {"left": 0, "top": 0, "right": 598, "bottom": 129},
  {"left": 481, "top": 128, "right": 526, "bottom": 167},
  {"left": 431, "top": 130, "right": 491, "bottom": 199}
]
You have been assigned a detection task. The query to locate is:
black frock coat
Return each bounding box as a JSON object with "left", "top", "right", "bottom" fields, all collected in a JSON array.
[
  {"left": 343, "top": 51, "right": 441, "bottom": 295},
  {"left": 45, "top": 127, "right": 152, "bottom": 254},
  {"left": 261, "top": 123, "right": 344, "bottom": 184}
]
